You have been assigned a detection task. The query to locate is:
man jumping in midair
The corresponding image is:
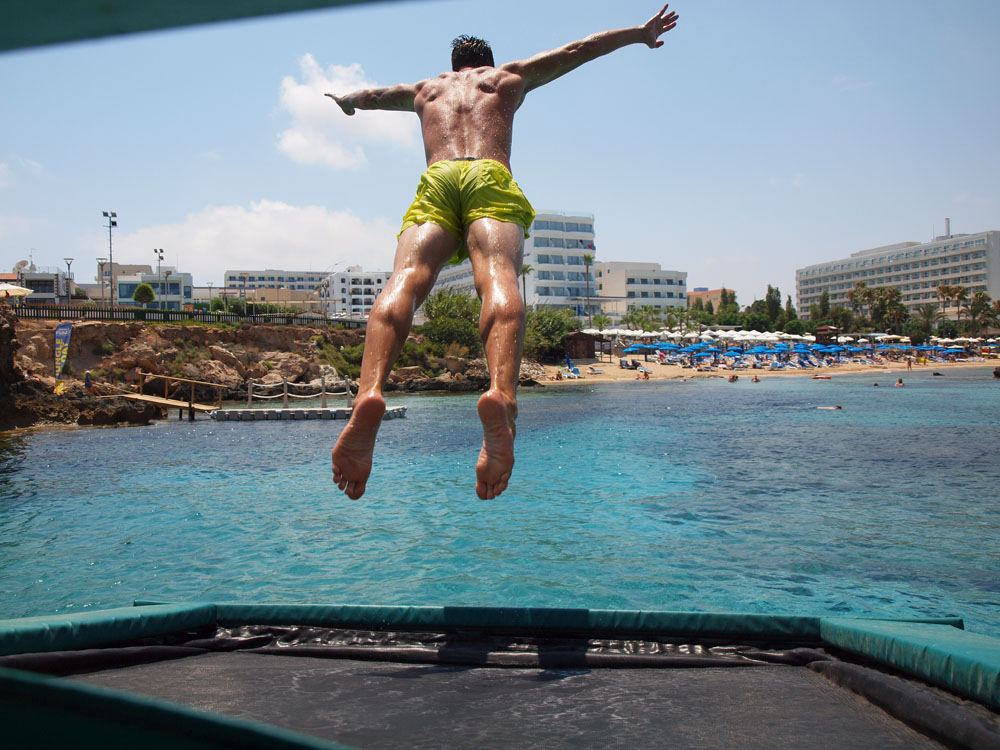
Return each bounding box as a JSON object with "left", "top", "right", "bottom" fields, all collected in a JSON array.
[{"left": 328, "top": 5, "right": 679, "bottom": 500}]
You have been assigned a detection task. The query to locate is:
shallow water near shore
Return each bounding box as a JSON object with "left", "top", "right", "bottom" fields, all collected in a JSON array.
[{"left": 2, "top": 366, "right": 999, "bottom": 637}]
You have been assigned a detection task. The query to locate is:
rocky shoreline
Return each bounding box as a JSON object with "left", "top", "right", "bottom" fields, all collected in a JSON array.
[{"left": 0, "top": 310, "right": 542, "bottom": 430}]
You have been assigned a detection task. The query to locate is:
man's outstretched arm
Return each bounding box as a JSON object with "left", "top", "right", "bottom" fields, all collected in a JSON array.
[
  {"left": 502, "top": 4, "right": 678, "bottom": 93},
  {"left": 325, "top": 82, "right": 421, "bottom": 116}
]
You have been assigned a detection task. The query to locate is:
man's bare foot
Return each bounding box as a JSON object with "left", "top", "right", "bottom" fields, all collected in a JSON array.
[
  {"left": 331, "top": 392, "right": 386, "bottom": 499},
  {"left": 476, "top": 389, "right": 516, "bottom": 500}
]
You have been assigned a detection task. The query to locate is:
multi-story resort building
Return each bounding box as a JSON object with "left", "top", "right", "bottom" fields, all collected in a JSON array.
[
  {"left": 224, "top": 269, "right": 330, "bottom": 295},
  {"left": 795, "top": 226, "right": 999, "bottom": 319},
  {"left": 594, "top": 261, "right": 687, "bottom": 319},
  {"left": 324, "top": 265, "right": 391, "bottom": 317}
]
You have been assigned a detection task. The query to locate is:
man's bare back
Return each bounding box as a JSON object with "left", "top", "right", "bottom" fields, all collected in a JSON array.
[{"left": 413, "top": 68, "right": 524, "bottom": 169}]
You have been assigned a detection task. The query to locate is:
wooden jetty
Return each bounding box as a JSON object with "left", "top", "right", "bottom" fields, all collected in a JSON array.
[{"left": 98, "top": 372, "right": 224, "bottom": 421}]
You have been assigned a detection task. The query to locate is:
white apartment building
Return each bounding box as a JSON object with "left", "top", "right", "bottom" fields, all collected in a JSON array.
[
  {"left": 324, "top": 265, "right": 390, "bottom": 317},
  {"left": 594, "top": 261, "right": 687, "bottom": 320},
  {"left": 224, "top": 269, "right": 330, "bottom": 294},
  {"left": 795, "top": 226, "right": 999, "bottom": 319}
]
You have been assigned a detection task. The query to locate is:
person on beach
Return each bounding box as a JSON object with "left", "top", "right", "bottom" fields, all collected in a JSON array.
[{"left": 326, "top": 6, "right": 680, "bottom": 500}]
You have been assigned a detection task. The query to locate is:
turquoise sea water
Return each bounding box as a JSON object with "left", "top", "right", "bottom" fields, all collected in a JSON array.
[{"left": 2, "top": 366, "right": 999, "bottom": 636}]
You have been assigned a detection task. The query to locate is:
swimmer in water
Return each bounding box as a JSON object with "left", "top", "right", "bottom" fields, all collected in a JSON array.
[{"left": 327, "top": 6, "right": 679, "bottom": 500}]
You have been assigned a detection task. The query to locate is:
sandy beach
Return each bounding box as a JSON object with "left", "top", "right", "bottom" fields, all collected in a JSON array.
[{"left": 538, "top": 357, "right": 996, "bottom": 386}]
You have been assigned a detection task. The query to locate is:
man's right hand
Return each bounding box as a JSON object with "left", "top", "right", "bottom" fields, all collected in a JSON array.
[
  {"left": 325, "top": 93, "right": 355, "bottom": 116},
  {"left": 642, "top": 4, "right": 679, "bottom": 48}
]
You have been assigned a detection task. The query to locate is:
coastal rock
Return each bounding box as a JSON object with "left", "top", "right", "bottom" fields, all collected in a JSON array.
[
  {"left": 208, "top": 345, "right": 247, "bottom": 377},
  {"left": 256, "top": 351, "right": 314, "bottom": 384},
  {"left": 390, "top": 366, "right": 427, "bottom": 383}
]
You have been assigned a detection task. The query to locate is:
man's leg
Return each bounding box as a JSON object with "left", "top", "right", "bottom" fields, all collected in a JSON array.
[
  {"left": 331, "top": 223, "right": 458, "bottom": 499},
  {"left": 465, "top": 217, "right": 526, "bottom": 500}
]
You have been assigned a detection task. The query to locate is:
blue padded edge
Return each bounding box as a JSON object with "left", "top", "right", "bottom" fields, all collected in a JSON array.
[
  {"left": 821, "top": 617, "right": 1000, "bottom": 710},
  {"left": 0, "top": 603, "right": 217, "bottom": 656}
]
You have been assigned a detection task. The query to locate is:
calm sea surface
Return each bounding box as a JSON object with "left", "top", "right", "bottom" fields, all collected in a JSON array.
[{"left": 2, "top": 366, "right": 998, "bottom": 636}]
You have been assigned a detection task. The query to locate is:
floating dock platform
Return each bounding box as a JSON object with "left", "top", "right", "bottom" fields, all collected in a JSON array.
[{"left": 211, "top": 406, "right": 406, "bottom": 421}]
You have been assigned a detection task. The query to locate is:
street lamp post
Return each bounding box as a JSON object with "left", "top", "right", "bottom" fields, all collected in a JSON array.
[
  {"left": 96, "top": 257, "right": 107, "bottom": 309},
  {"left": 63, "top": 257, "right": 73, "bottom": 303},
  {"left": 206, "top": 281, "right": 213, "bottom": 312},
  {"left": 154, "top": 249, "right": 164, "bottom": 311},
  {"left": 102, "top": 211, "right": 117, "bottom": 309}
]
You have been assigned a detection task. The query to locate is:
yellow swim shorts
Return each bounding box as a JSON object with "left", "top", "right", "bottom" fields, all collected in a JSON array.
[{"left": 399, "top": 158, "right": 535, "bottom": 265}]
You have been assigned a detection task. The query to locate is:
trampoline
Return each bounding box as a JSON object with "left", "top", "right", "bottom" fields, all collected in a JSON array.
[{"left": 2, "top": 602, "right": 999, "bottom": 749}]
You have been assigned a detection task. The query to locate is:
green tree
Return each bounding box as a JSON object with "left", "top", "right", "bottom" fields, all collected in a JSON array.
[
  {"left": 846, "top": 281, "right": 871, "bottom": 321},
  {"left": 132, "top": 283, "right": 155, "bottom": 307},
  {"left": 582, "top": 252, "right": 594, "bottom": 328},
  {"left": 959, "top": 291, "right": 993, "bottom": 336},
  {"left": 914, "top": 303, "right": 944, "bottom": 339},
  {"left": 524, "top": 307, "right": 579, "bottom": 361},
  {"left": 621, "top": 306, "right": 662, "bottom": 332},
  {"left": 784, "top": 295, "right": 798, "bottom": 321},
  {"left": 420, "top": 288, "right": 482, "bottom": 353},
  {"left": 764, "top": 285, "right": 782, "bottom": 324},
  {"left": 782, "top": 319, "right": 806, "bottom": 335},
  {"left": 819, "top": 290, "right": 831, "bottom": 318},
  {"left": 592, "top": 313, "right": 612, "bottom": 330}
]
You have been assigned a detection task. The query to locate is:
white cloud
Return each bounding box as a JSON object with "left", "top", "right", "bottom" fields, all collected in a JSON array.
[
  {"left": 110, "top": 200, "right": 399, "bottom": 284},
  {"left": 277, "top": 55, "right": 418, "bottom": 169}
]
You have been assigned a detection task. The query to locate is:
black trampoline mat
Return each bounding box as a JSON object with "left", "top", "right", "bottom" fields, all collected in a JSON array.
[{"left": 69, "top": 652, "right": 945, "bottom": 749}]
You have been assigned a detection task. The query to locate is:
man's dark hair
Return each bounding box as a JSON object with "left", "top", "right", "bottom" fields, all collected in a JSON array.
[{"left": 451, "top": 35, "right": 494, "bottom": 71}]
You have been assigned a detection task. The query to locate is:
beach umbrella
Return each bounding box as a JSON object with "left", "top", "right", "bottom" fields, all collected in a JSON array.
[
  {"left": 621, "top": 345, "right": 642, "bottom": 354},
  {"left": 702, "top": 347, "right": 723, "bottom": 353},
  {"left": 0, "top": 283, "right": 33, "bottom": 297}
]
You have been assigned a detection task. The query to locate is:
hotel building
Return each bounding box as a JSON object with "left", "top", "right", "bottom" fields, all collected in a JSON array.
[
  {"left": 594, "top": 261, "right": 687, "bottom": 319},
  {"left": 795, "top": 226, "right": 999, "bottom": 319},
  {"left": 324, "top": 265, "right": 391, "bottom": 317}
]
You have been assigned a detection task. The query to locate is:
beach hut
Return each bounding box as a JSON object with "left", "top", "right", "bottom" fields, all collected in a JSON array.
[{"left": 565, "top": 331, "right": 600, "bottom": 360}]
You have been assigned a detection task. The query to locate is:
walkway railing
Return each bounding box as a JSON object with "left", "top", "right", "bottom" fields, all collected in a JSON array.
[
  {"left": 247, "top": 376, "right": 354, "bottom": 409},
  {"left": 11, "top": 304, "right": 366, "bottom": 328}
]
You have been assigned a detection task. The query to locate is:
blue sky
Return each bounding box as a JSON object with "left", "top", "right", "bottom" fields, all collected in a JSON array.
[{"left": 1, "top": 0, "right": 998, "bottom": 307}]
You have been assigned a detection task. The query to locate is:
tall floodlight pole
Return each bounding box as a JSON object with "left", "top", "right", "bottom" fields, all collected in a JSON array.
[
  {"left": 154, "top": 249, "right": 164, "bottom": 310},
  {"left": 96, "top": 257, "right": 107, "bottom": 308},
  {"left": 63, "top": 257, "right": 74, "bottom": 303},
  {"left": 102, "top": 211, "right": 117, "bottom": 309}
]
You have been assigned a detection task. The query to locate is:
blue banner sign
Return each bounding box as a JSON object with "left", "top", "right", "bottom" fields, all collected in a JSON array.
[{"left": 54, "top": 322, "right": 72, "bottom": 378}]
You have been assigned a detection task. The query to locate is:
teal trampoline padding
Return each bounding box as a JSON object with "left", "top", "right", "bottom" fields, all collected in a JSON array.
[
  {"left": 1, "top": 1, "right": 390, "bottom": 53},
  {"left": 0, "top": 603, "right": 217, "bottom": 656},
  {"left": 0, "top": 666, "right": 348, "bottom": 750},
  {"left": 821, "top": 617, "right": 1000, "bottom": 710},
  {"left": 131, "top": 599, "right": 961, "bottom": 640}
]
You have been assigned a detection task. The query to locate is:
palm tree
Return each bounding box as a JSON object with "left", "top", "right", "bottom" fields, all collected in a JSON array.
[
  {"left": 592, "top": 313, "right": 612, "bottom": 331},
  {"left": 846, "top": 281, "right": 869, "bottom": 319},
  {"left": 960, "top": 291, "right": 992, "bottom": 336},
  {"left": 936, "top": 284, "right": 953, "bottom": 316},
  {"left": 914, "top": 303, "right": 944, "bottom": 339},
  {"left": 952, "top": 285, "right": 969, "bottom": 323},
  {"left": 582, "top": 252, "right": 595, "bottom": 328},
  {"left": 519, "top": 264, "right": 533, "bottom": 308}
]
